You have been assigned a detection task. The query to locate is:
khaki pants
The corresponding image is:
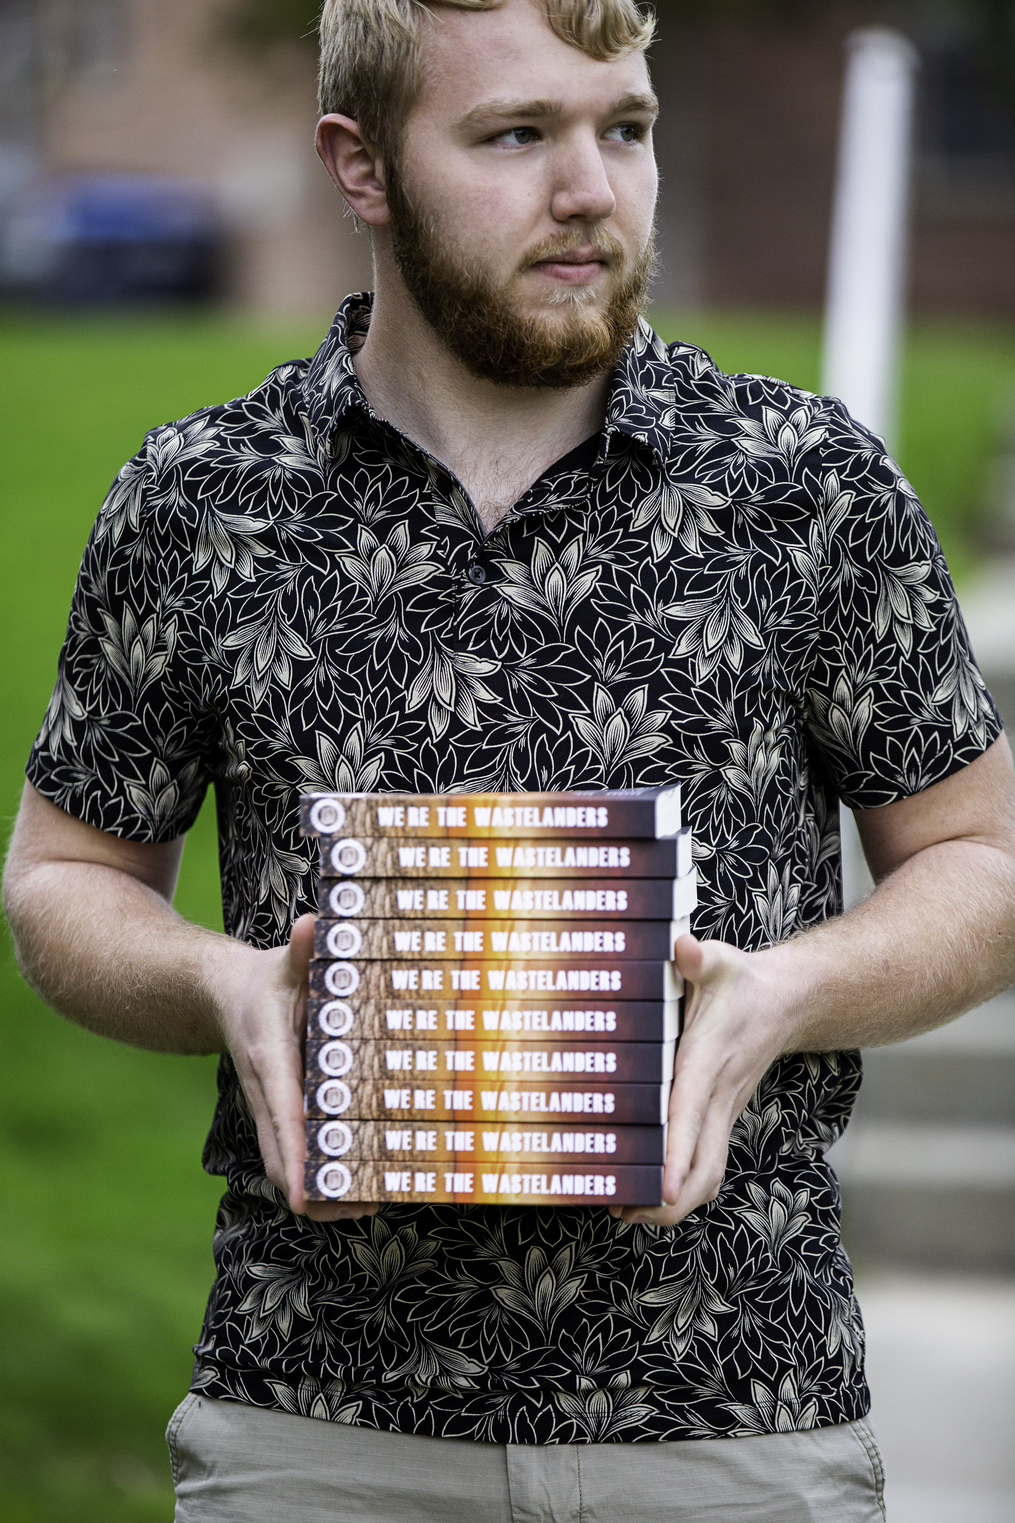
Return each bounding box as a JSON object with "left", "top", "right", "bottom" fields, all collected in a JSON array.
[{"left": 168, "top": 1393, "right": 887, "bottom": 1522}]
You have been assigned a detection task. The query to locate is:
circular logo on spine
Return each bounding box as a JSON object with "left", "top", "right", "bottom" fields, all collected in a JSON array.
[
  {"left": 323, "top": 962, "right": 359, "bottom": 996},
  {"left": 317, "top": 1120, "right": 353, "bottom": 1157},
  {"left": 316, "top": 1161, "right": 352, "bottom": 1198},
  {"left": 309, "top": 799, "right": 346, "bottom": 835},
  {"left": 317, "top": 1040, "right": 354, "bottom": 1077},
  {"left": 318, "top": 1000, "right": 354, "bottom": 1037},
  {"left": 329, "top": 881, "right": 365, "bottom": 917},
  {"left": 330, "top": 838, "right": 367, "bottom": 875},
  {"left": 316, "top": 1079, "right": 352, "bottom": 1115},
  {"left": 326, "top": 922, "right": 363, "bottom": 958}
]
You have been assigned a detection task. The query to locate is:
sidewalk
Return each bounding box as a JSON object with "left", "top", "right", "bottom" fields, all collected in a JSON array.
[{"left": 859, "top": 1273, "right": 1015, "bottom": 1521}]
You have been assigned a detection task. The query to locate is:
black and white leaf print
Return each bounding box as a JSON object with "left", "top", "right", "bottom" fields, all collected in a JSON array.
[{"left": 26, "top": 293, "right": 1000, "bottom": 1444}]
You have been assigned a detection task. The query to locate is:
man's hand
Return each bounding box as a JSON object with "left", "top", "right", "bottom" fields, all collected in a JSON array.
[
  {"left": 609, "top": 735, "right": 1015, "bottom": 1229},
  {"left": 609, "top": 933, "right": 797, "bottom": 1227},
  {"left": 213, "top": 913, "right": 378, "bottom": 1225},
  {"left": 3, "top": 785, "right": 377, "bottom": 1226}
]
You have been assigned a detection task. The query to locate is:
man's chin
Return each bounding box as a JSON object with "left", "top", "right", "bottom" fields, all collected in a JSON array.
[
  {"left": 456, "top": 312, "right": 632, "bottom": 391},
  {"left": 518, "top": 270, "right": 614, "bottom": 308},
  {"left": 541, "top": 283, "right": 606, "bottom": 311},
  {"left": 505, "top": 283, "right": 620, "bottom": 334}
]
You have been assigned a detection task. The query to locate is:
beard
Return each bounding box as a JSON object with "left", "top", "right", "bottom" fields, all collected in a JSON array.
[{"left": 385, "top": 165, "right": 656, "bottom": 391}]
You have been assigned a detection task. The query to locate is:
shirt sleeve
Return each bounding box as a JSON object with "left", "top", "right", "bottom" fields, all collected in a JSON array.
[
  {"left": 804, "top": 398, "right": 1002, "bottom": 810},
  {"left": 25, "top": 438, "right": 216, "bottom": 842}
]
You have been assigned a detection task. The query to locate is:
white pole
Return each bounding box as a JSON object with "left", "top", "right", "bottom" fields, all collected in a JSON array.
[
  {"left": 821, "top": 27, "right": 918, "bottom": 909},
  {"left": 822, "top": 28, "right": 918, "bottom": 450}
]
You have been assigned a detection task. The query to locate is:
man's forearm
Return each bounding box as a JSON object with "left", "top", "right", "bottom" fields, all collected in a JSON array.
[
  {"left": 626, "top": 732, "right": 1015, "bottom": 1228},
  {"left": 4, "top": 858, "right": 241, "bottom": 1054},
  {"left": 770, "top": 835, "right": 1015, "bottom": 1055},
  {"left": 5, "top": 840, "right": 348, "bottom": 1219},
  {"left": 0, "top": 778, "right": 342, "bottom": 1225}
]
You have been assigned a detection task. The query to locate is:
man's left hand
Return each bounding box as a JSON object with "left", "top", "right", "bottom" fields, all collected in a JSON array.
[{"left": 608, "top": 932, "right": 799, "bottom": 1227}]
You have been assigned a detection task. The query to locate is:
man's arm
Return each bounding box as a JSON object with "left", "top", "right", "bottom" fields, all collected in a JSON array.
[
  {"left": 2, "top": 782, "right": 374, "bottom": 1224},
  {"left": 612, "top": 733, "right": 1015, "bottom": 1227}
]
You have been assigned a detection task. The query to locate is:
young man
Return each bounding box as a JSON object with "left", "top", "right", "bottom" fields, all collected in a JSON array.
[{"left": 5, "top": 0, "right": 1015, "bottom": 1517}]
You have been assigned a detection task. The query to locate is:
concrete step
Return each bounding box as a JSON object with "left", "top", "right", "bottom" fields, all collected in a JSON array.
[
  {"left": 851, "top": 999, "right": 1015, "bottom": 1125},
  {"left": 833, "top": 1123, "right": 1015, "bottom": 1187},
  {"left": 854, "top": 1051, "right": 1015, "bottom": 1126},
  {"left": 829, "top": 997, "right": 1015, "bottom": 1272},
  {"left": 831, "top": 1128, "right": 1015, "bottom": 1274}
]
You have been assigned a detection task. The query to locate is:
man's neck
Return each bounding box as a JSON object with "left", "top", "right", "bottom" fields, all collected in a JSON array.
[{"left": 351, "top": 260, "right": 611, "bottom": 536}]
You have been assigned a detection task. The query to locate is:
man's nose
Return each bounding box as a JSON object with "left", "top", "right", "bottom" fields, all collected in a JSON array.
[{"left": 549, "top": 136, "right": 617, "bottom": 224}]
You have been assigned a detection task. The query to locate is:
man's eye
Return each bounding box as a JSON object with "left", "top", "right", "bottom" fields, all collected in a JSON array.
[
  {"left": 492, "top": 127, "right": 540, "bottom": 147},
  {"left": 605, "top": 124, "right": 643, "bottom": 144}
]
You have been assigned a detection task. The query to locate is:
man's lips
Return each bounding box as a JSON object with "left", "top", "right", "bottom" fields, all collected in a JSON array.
[{"left": 529, "top": 252, "right": 608, "bottom": 283}]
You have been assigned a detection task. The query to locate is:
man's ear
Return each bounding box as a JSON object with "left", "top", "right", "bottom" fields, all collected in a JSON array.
[{"left": 316, "top": 115, "right": 391, "bottom": 227}]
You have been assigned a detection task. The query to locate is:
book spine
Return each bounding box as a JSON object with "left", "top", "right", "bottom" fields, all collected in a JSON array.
[
  {"left": 305, "top": 1158, "right": 664, "bottom": 1205},
  {"left": 300, "top": 789, "right": 680, "bottom": 840},
  {"left": 320, "top": 831, "right": 691, "bottom": 880},
  {"left": 305, "top": 1037, "right": 677, "bottom": 1086},
  {"left": 308, "top": 994, "right": 682, "bottom": 1044},
  {"left": 305, "top": 1117, "right": 666, "bottom": 1165},
  {"left": 310, "top": 958, "right": 683, "bottom": 1002},
  {"left": 313, "top": 918, "right": 689, "bottom": 962},
  {"left": 319, "top": 873, "right": 697, "bottom": 922},
  {"left": 306, "top": 1078, "right": 669, "bottom": 1125}
]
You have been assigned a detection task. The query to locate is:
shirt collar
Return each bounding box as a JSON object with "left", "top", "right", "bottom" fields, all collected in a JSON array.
[
  {"left": 300, "top": 291, "right": 373, "bottom": 462},
  {"left": 300, "top": 292, "right": 677, "bottom": 471},
  {"left": 603, "top": 316, "right": 676, "bottom": 469}
]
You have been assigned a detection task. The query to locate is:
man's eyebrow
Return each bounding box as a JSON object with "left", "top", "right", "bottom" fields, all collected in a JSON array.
[
  {"left": 458, "top": 98, "right": 563, "bottom": 128},
  {"left": 457, "top": 91, "right": 659, "bottom": 130},
  {"left": 611, "top": 91, "right": 660, "bottom": 119}
]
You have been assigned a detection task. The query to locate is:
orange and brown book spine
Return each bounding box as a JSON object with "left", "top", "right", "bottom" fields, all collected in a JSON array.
[
  {"left": 313, "top": 917, "right": 690, "bottom": 963},
  {"left": 319, "top": 831, "right": 692, "bottom": 881},
  {"left": 305, "top": 1036, "right": 677, "bottom": 1087},
  {"left": 308, "top": 994, "right": 681, "bottom": 1044},
  {"left": 307, "top": 956, "right": 679, "bottom": 1005},
  {"left": 305, "top": 1117, "right": 666, "bottom": 1164},
  {"left": 306, "top": 1159, "right": 664, "bottom": 1204},
  {"left": 306, "top": 1076, "right": 670, "bottom": 1125},
  {"left": 300, "top": 787, "right": 681, "bottom": 841},
  {"left": 309, "top": 956, "right": 683, "bottom": 1002},
  {"left": 318, "top": 873, "right": 697, "bottom": 921}
]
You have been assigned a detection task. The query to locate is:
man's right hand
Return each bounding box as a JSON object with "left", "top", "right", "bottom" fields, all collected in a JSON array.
[
  {"left": 4, "top": 784, "right": 377, "bottom": 1225},
  {"left": 213, "top": 912, "right": 379, "bottom": 1223}
]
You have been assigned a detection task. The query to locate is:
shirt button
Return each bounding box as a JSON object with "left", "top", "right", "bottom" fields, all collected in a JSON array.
[{"left": 467, "top": 564, "right": 487, "bottom": 585}]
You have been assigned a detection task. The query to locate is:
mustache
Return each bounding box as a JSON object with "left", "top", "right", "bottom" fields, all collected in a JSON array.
[{"left": 520, "top": 228, "right": 625, "bottom": 271}]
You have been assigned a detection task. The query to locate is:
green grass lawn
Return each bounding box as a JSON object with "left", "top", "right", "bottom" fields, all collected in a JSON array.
[
  {"left": 0, "top": 312, "right": 327, "bottom": 1523},
  {"left": 0, "top": 305, "right": 1013, "bottom": 1521}
]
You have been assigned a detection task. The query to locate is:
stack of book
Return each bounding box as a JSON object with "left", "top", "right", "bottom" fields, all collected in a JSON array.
[{"left": 297, "top": 787, "right": 693, "bottom": 1207}]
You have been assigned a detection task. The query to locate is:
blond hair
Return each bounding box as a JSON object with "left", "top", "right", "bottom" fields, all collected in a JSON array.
[{"left": 318, "top": 0, "right": 655, "bottom": 161}]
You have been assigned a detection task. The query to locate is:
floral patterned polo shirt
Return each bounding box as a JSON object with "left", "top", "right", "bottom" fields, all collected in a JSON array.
[{"left": 27, "top": 292, "right": 1000, "bottom": 1443}]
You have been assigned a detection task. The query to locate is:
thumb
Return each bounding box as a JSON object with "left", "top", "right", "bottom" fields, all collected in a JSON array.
[
  {"left": 673, "top": 932, "right": 705, "bottom": 984},
  {"left": 287, "top": 912, "right": 316, "bottom": 981},
  {"left": 673, "top": 935, "right": 744, "bottom": 1016}
]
